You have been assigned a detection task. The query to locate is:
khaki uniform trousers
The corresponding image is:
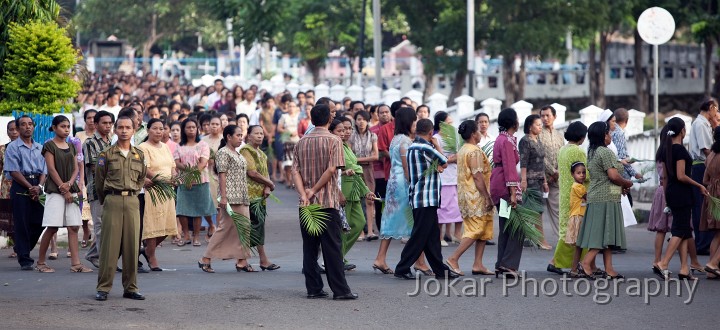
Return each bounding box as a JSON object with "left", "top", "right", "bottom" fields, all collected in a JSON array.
[{"left": 96, "top": 195, "right": 140, "bottom": 293}]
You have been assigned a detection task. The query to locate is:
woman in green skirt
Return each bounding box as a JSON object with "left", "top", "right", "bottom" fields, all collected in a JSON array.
[
  {"left": 240, "top": 125, "right": 280, "bottom": 271},
  {"left": 576, "top": 121, "right": 633, "bottom": 279}
]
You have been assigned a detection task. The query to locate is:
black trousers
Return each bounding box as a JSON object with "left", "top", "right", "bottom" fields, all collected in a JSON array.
[
  {"left": 395, "top": 206, "right": 448, "bottom": 276},
  {"left": 691, "top": 164, "right": 712, "bottom": 253},
  {"left": 495, "top": 203, "right": 524, "bottom": 271},
  {"left": 374, "top": 178, "right": 387, "bottom": 232},
  {"left": 301, "top": 208, "right": 351, "bottom": 295},
  {"left": 10, "top": 180, "right": 44, "bottom": 267}
]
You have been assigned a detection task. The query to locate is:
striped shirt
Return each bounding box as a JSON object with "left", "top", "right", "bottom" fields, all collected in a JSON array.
[
  {"left": 407, "top": 136, "right": 448, "bottom": 208},
  {"left": 83, "top": 132, "right": 111, "bottom": 202},
  {"left": 292, "top": 127, "right": 345, "bottom": 209}
]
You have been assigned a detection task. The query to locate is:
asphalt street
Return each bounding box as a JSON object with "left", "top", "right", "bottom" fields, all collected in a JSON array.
[{"left": 0, "top": 186, "right": 717, "bottom": 329}]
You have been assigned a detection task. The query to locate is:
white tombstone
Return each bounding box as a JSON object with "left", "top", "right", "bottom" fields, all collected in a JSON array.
[
  {"left": 330, "top": 84, "right": 346, "bottom": 101},
  {"left": 454, "top": 95, "right": 476, "bottom": 121},
  {"left": 481, "top": 97, "right": 503, "bottom": 120},
  {"left": 579, "top": 105, "right": 605, "bottom": 128},
  {"left": 151, "top": 55, "right": 162, "bottom": 76},
  {"left": 271, "top": 76, "right": 285, "bottom": 95},
  {"left": 86, "top": 56, "right": 96, "bottom": 73},
  {"left": 511, "top": 100, "right": 533, "bottom": 128},
  {"left": 427, "top": 93, "right": 449, "bottom": 113},
  {"left": 200, "top": 74, "right": 215, "bottom": 87},
  {"left": 260, "top": 80, "right": 273, "bottom": 93},
  {"left": 0, "top": 116, "right": 14, "bottom": 145},
  {"left": 626, "top": 109, "right": 646, "bottom": 137},
  {"left": 347, "top": 85, "right": 363, "bottom": 102},
  {"left": 286, "top": 82, "right": 300, "bottom": 96},
  {"left": 550, "top": 102, "right": 567, "bottom": 125},
  {"left": 364, "top": 85, "right": 382, "bottom": 105},
  {"left": 314, "top": 83, "right": 330, "bottom": 99},
  {"left": 299, "top": 83, "right": 314, "bottom": 93},
  {"left": 383, "top": 88, "right": 402, "bottom": 105},
  {"left": 405, "top": 90, "right": 424, "bottom": 105}
]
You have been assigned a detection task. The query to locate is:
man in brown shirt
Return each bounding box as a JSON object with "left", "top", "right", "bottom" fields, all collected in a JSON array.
[
  {"left": 538, "top": 105, "right": 564, "bottom": 237},
  {"left": 292, "top": 104, "right": 357, "bottom": 300}
]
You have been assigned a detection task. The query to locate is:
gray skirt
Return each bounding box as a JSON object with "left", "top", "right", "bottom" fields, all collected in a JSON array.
[
  {"left": 176, "top": 183, "right": 217, "bottom": 217},
  {"left": 576, "top": 201, "right": 626, "bottom": 250}
]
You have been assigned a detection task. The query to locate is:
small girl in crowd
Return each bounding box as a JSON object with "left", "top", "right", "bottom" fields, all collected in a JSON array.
[{"left": 567, "top": 161, "right": 587, "bottom": 276}]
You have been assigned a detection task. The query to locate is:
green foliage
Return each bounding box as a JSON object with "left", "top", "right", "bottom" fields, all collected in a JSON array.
[
  {"left": 0, "top": 0, "right": 61, "bottom": 76},
  {"left": 0, "top": 20, "right": 80, "bottom": 115},
  {"left": 175, "top": 165, "right": 202, "bottom": 189},
  {"left": 249, "top": 193, "right": 281, "bottom": 225},
  {"left": 146, "top": 174, "right": 176, "bottom": 206},
  {"left": 439, "top": 122, "right": 460, "bottom": 154},
  {"left": 503, "top": 189, "right": 544, "bottom": 248},
  {"left": 226, "top": 203, "right": 258, "bottom": 255},
  {"left": 299, "top": 204, "right": 330, "bottom": 236},
  {"left": 422, "top": 159, "right": 440, "bottom": 177},
  {"left": 707, "top": 195, "right": 720, "bottom": 222}
]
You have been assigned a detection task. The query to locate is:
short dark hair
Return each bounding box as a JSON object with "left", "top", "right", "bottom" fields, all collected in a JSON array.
[
  {"left": 497, "top": 108, "right": 518, "bottom": 132},
  {"left": 458, "top": 120, "right": 478, "bottom": 141},
  {"left": 700, "top": 97, "right": 718, "bottom": 112},
  {"left": 236, "top": 113, "right": 249, "bottom": 123},
  {"left": 539, "top": 105, "right": 556, "bottom": 117},
  {"left": 329, "top": 119, "right": 343, "bottom": 132},
  {"left": 180, "top": 103, "right": 192, "bottom": 111},
  {"left": 17, "top": 115, "right": 33, "bottom": 125},
  {"left": 6, "top": 120, "right": 16, "bottom": 130},
  {"left": 83, "top": 109, "right": 97, "bottom": 121},
  {"left": 416, "top": 119, "right": 433, "bottom": 136},
  {"left": 118, "top": 107, "right": 136, "bottom": 120},
  {"left": 311, "top": 104, "right": 332, "bottom": 126},
  {"left": 587, "top": 121, "right": 609, "bottom": 155},
  {"left": 523, "top": 114, "right": 541, "bottom": 134},
  {"left": 49, "top": 115, "right": 70, "bottom": 132},
  {"left": 94, "top": 110, "right": 115, "bottom": 124},
  {"left": 349, "top": 100, "right": 364, "bottom": 110},
  {"left": 564, "top": 121, "right": 588, "bottom": 143},
  {"left": 614, "top": 108, "right": 629, "bottom": 124},
  {"left": 394, "top": 107, "right": 417, "bottom": 136},
  {"left": 316, "top": 97, "right": 333, "bottom": 107},
  {"left": 115, "top": 116, "right": 135, "bottom": 129},
  {"left": 475, "top": 112, "right": 489, "bottom": 122},
  {"left": 390, "top": 101, "right": 406, "bottom": 117},
  {"left": 199, "top": 113, "right": 213, "bottom": 126}
]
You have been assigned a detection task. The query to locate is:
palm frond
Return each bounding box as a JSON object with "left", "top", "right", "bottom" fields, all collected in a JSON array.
[
  {"left": 405, "top": 203, "right": 414, "bottom": 227},
  {"left": 422, "top": 159, "right": 440, "bottom": 177},
  {"left": 439, "top": 122, "right": 460, "bottom": 153},
  {"left": 17, "top": 192, "right": 46, "bottom": 206},
  {"left": 504, "top": 205, "right": 543, "bottom": 247},
  {"left": 707, "top": 195, "right": 720, "bottom": 222},
  {"left": 267, "top": 193, "right": 282, "bottom": 204},
  {"left": 225, "top": 204, "right": 259, "bottom": 255},
  {"left": 521, "top": 188, "right": 544, "bottom": 214},
  {"left": 299, "top": 204, "right": 330, "bottom": 236},
  {"left": 175, "top": 165, "right": 202, "bottom": 189},
  {"left": 146, "top": 174, "right": 176, "bottom": 206}
]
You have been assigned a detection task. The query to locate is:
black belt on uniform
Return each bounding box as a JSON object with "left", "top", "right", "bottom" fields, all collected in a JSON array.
[
  {"left": 105, "top": 189, "right": 137, "bottom": 196},
  {"left": 23, "top": 173, "right": 41, "bottom": 179}
]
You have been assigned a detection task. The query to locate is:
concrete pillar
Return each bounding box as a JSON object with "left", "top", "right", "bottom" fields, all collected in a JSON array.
[
  {"left": 454, "top": 95, "right": 476, "bottom": 121},
  {"left": 427, "top": 93, "right": 449, "bottom": 114},
  {"left": 347, "top": 85, "right": 364, "bottom": 102},
  {"left": 511, "top": 100, "right": 534, "bottom": 128},
  {"left": 364, "top": 85, "right": 382, "bottom": 105},
  {"left": 550, "top": 102, "right": 567, "bottom": 125},
  {"left": 480, "top": 97, "right": 502, "bottom": 120},
  {"left": 330, "top": 84, "right": 347, "bottom": 101},
  {"left": 626, "top": 109, "right": 646, "bottom": 137},
  {"left": 286, "top": 82, "right": 300, "bottom": 96},
  {"left": 579, "top": 105, "right": 605, "bottom": 128},
  {"left": 314, "top": 83, "right": 330, "bottom": 99},
  {"left": 383, "top": 88, "right": 401, "bottom": 105},
  {"left": 404, "top": 90, "right": 424, "bottom": 105}
]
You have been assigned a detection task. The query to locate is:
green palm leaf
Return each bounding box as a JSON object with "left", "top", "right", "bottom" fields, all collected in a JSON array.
[
  {"left": 18, "top": 192, "right": 46, "bottom": 206},
  {"left": 248, "top": 192, "right": 282, "bottom": 224},
  {"left": 299, "top": 204, "right": 330, "bottom": 236},
  {"left": 146, "top": 174, "right": 176, "bottom": 206},
  {"left": 504, "top": 205, "right": 544, "bottom": 248},
  {"left": 422, "top": 159, "right": 440, "bottom": 177},
  {"left": 175, "top": 165, "right": 202, "bottom": 189},
  {"left": 439, "top": 122, "right": 460, "bottom": 153},
  {"left": 708, "top": 195, "right": 720, "bottom": 222},
  {"left": 521, "top": 188, "right": 544, "bottom": 214},
  {"left": 226, "top": 203, "right": 259, "bottom": 255},
  {"left": 405, "top": 203, "right": 414, "bottom": 228}
]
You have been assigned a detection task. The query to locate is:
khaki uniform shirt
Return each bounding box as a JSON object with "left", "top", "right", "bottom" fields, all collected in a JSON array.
[{"left": 95, "top": 144, "right": 147, "bottom": 204}]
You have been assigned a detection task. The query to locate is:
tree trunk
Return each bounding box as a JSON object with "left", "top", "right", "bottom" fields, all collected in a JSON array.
[
  {"left": 704, "top": 37, "right": 714, "bottom": 97},
  {"left": 597, "top": 31, "right": 609, "bottom": 109},
  {"left": 448, "top": 60, "right": 467, "bottom": 106},
  {"left": 142, "top": 12, "right": 159, "bottom": 68},
  {"left": 588, "top": 36, "right": 598, "bottom": 105},
  {"left": 516, "top": 54, "right": 526, "bottom": 102},
  {"left": 306, "top": 58, "right": 322, "bottom": 85},
  {"left": 633, "top": 29, "right": 648, "bottom": 113},
  {"left": 502, "top": 55, "right": 516, "bottom": 106},
  {"left": 422, "top": 65, "right": 436, "bottom": 100}
]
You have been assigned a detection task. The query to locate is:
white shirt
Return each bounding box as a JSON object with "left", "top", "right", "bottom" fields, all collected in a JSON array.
[
  {"left": 99, "top": 104, "right": 122, "bottom": 120},
  {"left": 249, "top": 109, "right": 262, "bottom": 126},
  {"left": 206, "top": 92, "right": 222, "bottom": 110},
  {"left": 236, "top": 100, "right": 258, "bottom": 117}
]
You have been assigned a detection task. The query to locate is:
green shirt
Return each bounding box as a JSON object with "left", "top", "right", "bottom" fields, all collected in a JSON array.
[
  {"left": 587, "top": 146, "right": 622, "bottom": 203},
  {"left": 240, "top": 144, "right": 269, "bottom": 203},
  {"left": 341, "top": 143, "right": 369, "bottom": 201}
]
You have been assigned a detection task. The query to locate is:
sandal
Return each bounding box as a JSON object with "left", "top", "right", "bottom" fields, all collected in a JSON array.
[
  {"left": 48, "top": 252, "right": 58, "bottom": 260},
  {"left": 198, "top": 261, "right": 215, "bottom": 273},
  {"left": 471, "top": 268, "right": 494, "bottom": 275},
  {"left": 236, "top": 264, "right": 257, "bottom": 272},
  {"left": 414, "top": 266, "right": 435, "bottom": 276},
  {"left": 81, "top": 240, "right": 88, "bottom": 248},
  {"left": 192, "top": 240, "right": 201, "bottom": 247},
  {"left": 704, "top": 266, "right": 720, "bottom": 277},
  {"left": 35, "top": 263, "right": 55, "bottom": 273},
  {"left": 70, "top": 264, "right": 93, "bottom": 273},
  {"left": 444, "top": 260, "right": 464, "bottom": 276},
  {"left": 8, "top": 252, "right": 16, "bottom": 258},
  {"left": 372, "top": 264, "right": 394, "bottom": 274},
  {"left": 67, "top": 252, "right": 72, "bottom": 258},
  {"left": 260, "top": 264, "right": 281, "bottom": 271}
]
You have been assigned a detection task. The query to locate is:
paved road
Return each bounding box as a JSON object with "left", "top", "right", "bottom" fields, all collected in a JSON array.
[{"left": 0, "top": 186, "right": 717, "bottom": 329}]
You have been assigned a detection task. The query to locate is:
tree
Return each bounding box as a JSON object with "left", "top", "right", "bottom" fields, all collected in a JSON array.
[
  {"left": 0, "top": 0, "right": 61, "bottom": 77},
  {"left": 386, "top": 0, "right": 469, "bottom": 102},
  {"left": 75, "top": 0, "right": 198, "bottom": 64},
  {"left": 686, "top": 0, "right": 720, "bottom": 97},
  {"left": 0, "top": 21, "right": 81, "bottom": 115}
]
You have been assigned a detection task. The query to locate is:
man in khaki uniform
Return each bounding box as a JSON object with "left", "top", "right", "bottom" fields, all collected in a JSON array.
[{"left": 95, "top": 116, "right": 147, "bottom": 301}]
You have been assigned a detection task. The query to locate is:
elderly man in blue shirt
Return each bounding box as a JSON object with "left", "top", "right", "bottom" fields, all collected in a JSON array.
[
  {"left": 4, "top": 115, "right": 47, "bottom": 270},
  {"left": 394, "top": 117, "right": 459, "bottom": 280}
]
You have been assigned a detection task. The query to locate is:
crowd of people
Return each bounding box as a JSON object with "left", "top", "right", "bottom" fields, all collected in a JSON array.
[{"left": 3, "top": 70, "right": 720, "bottom": 301}]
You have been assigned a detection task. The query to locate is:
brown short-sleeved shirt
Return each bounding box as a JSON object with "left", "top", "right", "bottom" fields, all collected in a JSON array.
[
  {"left": 292, "top": 127, "right": 345, "bottom": 209},
  {"left": 42, "top": 140, "right": 80, "bottom": 194}
]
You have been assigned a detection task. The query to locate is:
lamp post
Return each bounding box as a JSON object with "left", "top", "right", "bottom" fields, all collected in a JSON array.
[
  {"left": 226, "top": 18, "right": 235, "bottom": 75},
  {"left": 467, "top": 0, "right": 475, "bottom": 97}
]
